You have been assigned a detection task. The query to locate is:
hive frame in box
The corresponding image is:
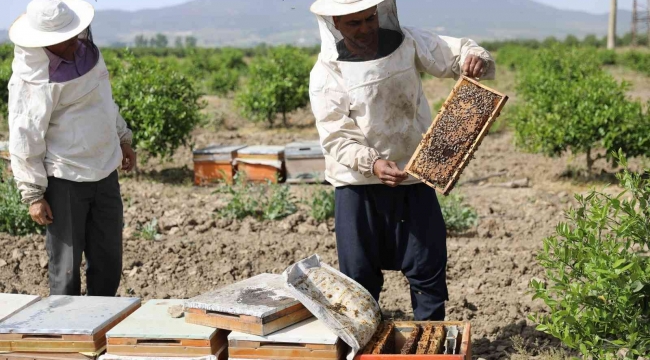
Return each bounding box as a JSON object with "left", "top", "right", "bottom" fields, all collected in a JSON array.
[
  {"left": 354, "top": 321, "right": 471, "bottom": 360},
  {"left": 406, "top": 76, "right": 508, "bottom": 196}
]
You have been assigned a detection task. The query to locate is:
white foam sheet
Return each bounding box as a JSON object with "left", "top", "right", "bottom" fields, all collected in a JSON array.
[
  {"left": 228, "top": 317, "right": 337, "bottom": 345},
  {"left": 107, "top": 299, "right": 216, "bottom": 340},
  {"left": 184, "top": 273, "right": 299, "bottom": 318},
  {"left": 0, "top": 294, "right": 40, "bottom": 323}
]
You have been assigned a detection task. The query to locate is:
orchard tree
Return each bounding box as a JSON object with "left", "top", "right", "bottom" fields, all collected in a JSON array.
[
  {"left": 151, "top": 33, "right": 168, "bottom": 48},
  {"left": 512, "top": 46, "right": 650, "bottom": 172},
  {"left": 134, "top": 35, "right": 148, "bottom": 48},
  {"left": 236, "top": 46, "right": 312, "bottom": 127},
  {"left": 111, "top": 52, "right": 205, "bottom": 161},
  {"left": 185, "top": 36, "right": 198, "bottom": 48},
  {"left": 0, "top": 59, "right": 11, "bottom": 121}
]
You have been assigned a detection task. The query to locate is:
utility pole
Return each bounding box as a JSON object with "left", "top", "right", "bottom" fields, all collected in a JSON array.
[
  {"left": 631, "top": 0, "right": 650, "bottom": 46},
  {"left": 608, "top": 0, "right": 617, "bottom": 49}
]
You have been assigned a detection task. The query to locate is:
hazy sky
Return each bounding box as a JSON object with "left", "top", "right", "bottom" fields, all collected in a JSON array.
[{"left": 2, "top": 0, "right": 635, "bottom": 30}]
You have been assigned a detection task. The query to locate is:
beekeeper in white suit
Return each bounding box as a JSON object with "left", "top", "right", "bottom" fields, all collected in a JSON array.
[
  {"left": 309, "top": 0, "right": 495, "bottom": 320},
  {"left": 7, "top": 0, "right": 135, "bottom": 296}
]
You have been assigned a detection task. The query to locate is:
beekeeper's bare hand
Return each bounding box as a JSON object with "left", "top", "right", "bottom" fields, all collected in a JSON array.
[
  {"left": 374, "top": 160, "right": 408, "bottom": 187},
  {"left": 29, "top": 199, "right": 53, "bottom": 226},
  {"left": 463, "top": 55, "right": 486, "bottom": 78},
  {"left": 121, "top": 144, "right": 137, "bottom": 172}
]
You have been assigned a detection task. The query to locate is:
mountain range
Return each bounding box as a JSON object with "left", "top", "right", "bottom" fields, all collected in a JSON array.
[{"left": 0, "top": 0, "right": 634, "bottom": 47}]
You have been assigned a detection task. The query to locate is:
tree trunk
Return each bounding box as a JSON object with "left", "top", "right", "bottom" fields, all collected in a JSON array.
[
  {"left": 282, "top": 111, "right": 288, "bottom": 128},
  {"left": 608, "top": 0, "right": 617, "bottom": 50},
  {"left": 586, "top": 148, "right": 595, "bottom": 174}
]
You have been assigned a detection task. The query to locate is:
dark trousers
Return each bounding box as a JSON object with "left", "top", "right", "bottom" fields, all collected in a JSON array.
[
  {"left": 335, "top": 183, "right": 448, "bottom": 320},
  {"left": 45, "top": 171, "right": 123, "bottom": 296}
]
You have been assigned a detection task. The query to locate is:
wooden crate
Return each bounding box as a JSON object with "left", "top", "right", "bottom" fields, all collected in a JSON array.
[
  {"left": 354, "top": 322, "right": 471, "bottom": 360},
  {"left": 235, "top": 146, "right": 285, "bottom": 183},
  {"left": 0, "top": 296, "right": 140, "bottom": 354},
  {"left": 193, "top": 145, "right": 246, "bottom": 186},
  {"left": 228, "top": 317, "right": 345, "bottom": 360},
  {"left": 406, "top": 76, "right": 508, "bottom": 195},
  {"left": 106, "top": 299, "right": 229, "bottom": 358},
  {"left": 184, "top": 274, "right": 313, "bottom": 336}
]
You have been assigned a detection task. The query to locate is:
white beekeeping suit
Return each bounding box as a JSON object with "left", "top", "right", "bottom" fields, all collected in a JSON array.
[{"left": 309, "top": 0, "right": 495, "bottom": 187}]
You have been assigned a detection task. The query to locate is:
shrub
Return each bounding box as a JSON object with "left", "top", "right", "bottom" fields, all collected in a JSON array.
[
  {"left": 0, "top": 162, "right": 43, "bottom": 236},
  {"left": 111, "top": 52, "right": 205, "bottom": 161},
  {"left": 439, "top": 193, "right": 478, "bottom": 233},
  {"left": 309, "top": 189, "right": 335, "bottom": 222},
  {"left": 236, "top": 46, "right": 312, "bottom": 127},
  {"left": 216, "top": 174, "right": 297, "bottom": 221},
  {"left": 0, "top": 59, "right": 11, "bottom": 121},
  {"left": 530, "top": 152, "right": 650, "bottom": 359},
  {"left": 136, "top": 218, "right": 160, "bottom": 241},
  {"left": 511, "top": 46, "right": 650, "bottom": 172}
]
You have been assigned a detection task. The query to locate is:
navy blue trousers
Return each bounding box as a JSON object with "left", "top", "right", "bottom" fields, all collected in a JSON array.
[{"left": 335, "top": 183, "right": 448, "bottom": 320}]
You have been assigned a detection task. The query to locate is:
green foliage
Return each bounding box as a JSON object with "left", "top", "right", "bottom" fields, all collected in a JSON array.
[
  {"left": 136, "top": 218, "right": 160, "bottom": 241},
  {"left": 439, "top": 193, "right": 478, "bottom": 233},
  {"left": 0, "top": 163, "right": 43, "bottom": 236},
  {"left": 111, "top": 52, "right": 205, "bottom": 161},
  {"left": 309, "top": 189, "right": 335, "bottom": 222},
  {"left": 530, "top": 152, "right": 650, "bottom": 359},
  {"left": 618, "top": 51, "right": 650, "bottom": 76},
  {"left": 511, "top": 46, "right": 650, "bottom": 171},
  {"left": 216, "top": 174, "right": 297, "bottom": 221},
  {"left": 0, "top": 58, "right": 11, "bottom": 122},
  {"left": 236, "top": 46, "right": 313, "bottom": 127}
]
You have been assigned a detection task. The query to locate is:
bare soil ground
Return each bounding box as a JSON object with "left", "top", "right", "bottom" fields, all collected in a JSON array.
[{"left": 1, "top": 70, "right": 645, "bottom": 359}]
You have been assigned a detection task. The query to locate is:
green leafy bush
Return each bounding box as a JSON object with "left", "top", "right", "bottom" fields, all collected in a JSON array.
[
  {"left": 511, "top": 46, "right": 650, "bottom": 172},
  {"left": 236, "top": 46, "right": 313, "bottom": 127},
  {"left": 439, "top": 193, "right": 478, "bottom": 233},
  {"left": 0, "top": 162, "right": 43, "bottom": 236},
  {"left": 530, "top": 153, "right": 650, "bottom": 359},
  {"left": 309, "top": 189, "right": 335, "bottom": 222},
  {"left": 216, "top": 174, "right": 297, "bottom": 221},
  {"left": 210, "top": 66, "right": 240, "bottom": 96},
  {"left": 111, "top": 52, "right": 205, "bottom": 161},
  {"left": 0, "top": 59, "right": 11, "bottom": 122}
]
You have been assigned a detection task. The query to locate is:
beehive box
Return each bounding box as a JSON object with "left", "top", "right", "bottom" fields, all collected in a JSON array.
[
  {"left": 0, "top": 296, "right": 140, "bottom": 354},
  {"left": 106, "top": 299, "right": 229, "bottom": 359},
  {"left": 193, "top": 145, "right": 246, "bottom": 186},
  {"left": 406, "top": 76, "right": 508, "bottom": 195},
  {"left": 0, "top": 352, "right": 97, "bottom": 360},
  {"left": 184, "top": 274, "right": 312, "bottom": 336},
  {"left": 235, "top": 146, "right": 285, "bottom": 184},
  {"left": 228, "top": 317, "right": 346, "bottom": 360},
  {"left": 354, "top": 322, "right": 471, "bottom": 360},
  {"left": 284, "top": 141, "right": 326, "bottom": 184}
]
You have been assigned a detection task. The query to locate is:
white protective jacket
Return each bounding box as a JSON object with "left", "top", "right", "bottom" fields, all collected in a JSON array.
[
  {"left": 8, "top": 46, "right": 132, "bottom": 203},
  {"left": 310, "top": 23, "right": 495, "bottom": 187}
]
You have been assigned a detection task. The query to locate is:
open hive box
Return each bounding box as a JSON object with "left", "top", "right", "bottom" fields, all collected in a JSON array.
[
  {"left": 0, "top": 296, "right": 140, "bottom": 357},
  {"left": 354, "top": 322, "right": 471, "bottom": 360},
  {"left": 193, "top": 145, "right": 246, "bottom": 186},
  {"left": 406, "top": 76, "right": 508, "bottom": 195},
  {"left": 228, "top": 317, "right": 346, "bottom": 360},
  {"left": 105, "top": 299, "right": 229, "bottom": 359},
  {"left": 184, "top": 274, "right": 312, "bottom": 336},
  {"left": 0, "top": 294, "right": 40, "bottom": 323}
]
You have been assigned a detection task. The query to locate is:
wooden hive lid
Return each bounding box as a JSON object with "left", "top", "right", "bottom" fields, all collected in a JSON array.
[
  {"left": 106, "top": 299, "right": 218, "bottom": 340},
  {"left": 0, "top": 296, "right": 140, "bottom": 336},
  {"left": 184, "top": 273, "right": 300, "bottom": 319}
]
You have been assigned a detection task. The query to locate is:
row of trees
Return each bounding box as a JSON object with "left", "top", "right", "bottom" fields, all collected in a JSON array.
[
  {"left": 482, "top": 31, "right": 650, "bottom": 52},
  {"left": 134, "top": 34, "right": 198, "bottom": 49}
]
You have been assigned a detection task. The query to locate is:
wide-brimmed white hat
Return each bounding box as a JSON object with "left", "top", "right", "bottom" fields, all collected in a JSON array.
[
  {"left": 9, "top": 0, "right": 95, "bottom": 48},
  {"left": 310, "top": 0, "right": 386, "bottom": 16}
]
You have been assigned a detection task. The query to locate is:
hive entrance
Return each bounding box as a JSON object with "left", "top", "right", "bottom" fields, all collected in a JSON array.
[{"left": 406, "top": 76, "right": 508, "bottom": 195}]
